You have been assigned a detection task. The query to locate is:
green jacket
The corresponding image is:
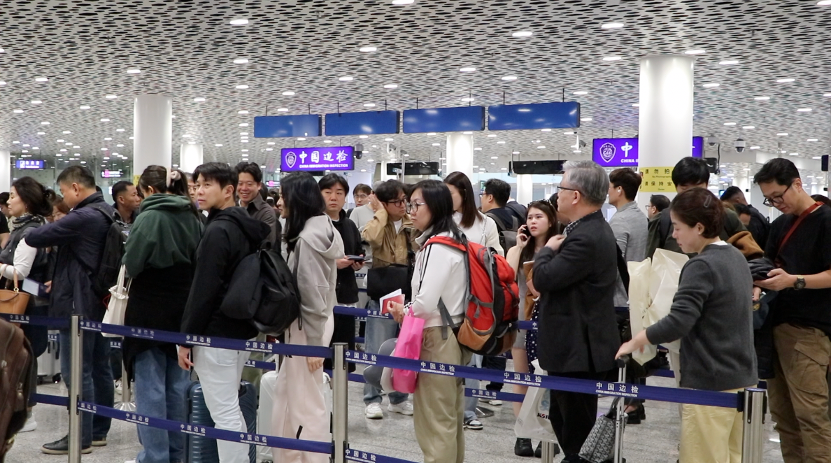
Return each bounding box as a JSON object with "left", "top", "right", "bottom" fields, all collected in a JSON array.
[{"left": 123, "top": 194, "right": 204, "bottom": 278}]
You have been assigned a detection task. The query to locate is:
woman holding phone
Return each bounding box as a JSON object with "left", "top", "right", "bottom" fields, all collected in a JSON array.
[{"left": 505, "top": 200, "right": 560, "bottom": 456}]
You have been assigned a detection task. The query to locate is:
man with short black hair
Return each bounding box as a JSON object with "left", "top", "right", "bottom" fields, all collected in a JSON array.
[
  {"left": 111, "top": 181, "right": 141, "bottom": 224},
  {"left": 179, "top": 162, "right": 269, "bottom": 463},
  {"left": 646, "top": 194, "right": 670, "bottom": 219},
  {"left": 721, "top": 185, "right": 770, "bottom": 249},
  {"left": 348, "top": 183, "right": 372, "bottom": 217},
  {"left": 608, "top": 168, "right": 648, "bottom": 306},
  {"left": 753, "top": 158, "right": 830, "bottom": 463},
  {"left": 26, "top": 166, "right": 115, "bottom": 455},
  {"left": 235, "top": 162, "right": 278, "bottom": 248},
  {"left": 647, "top": 157, "right": 749, "bottom": 258},
  {"left": 480, "top": 178, "right": 524, "bottom": 247}
]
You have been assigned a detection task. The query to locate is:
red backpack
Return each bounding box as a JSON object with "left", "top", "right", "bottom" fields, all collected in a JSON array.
[{"left": 426, "top": 236, "right": 519, "bottom": 356}]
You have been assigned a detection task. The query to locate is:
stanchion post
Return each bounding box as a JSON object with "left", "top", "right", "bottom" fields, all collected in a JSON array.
[
  {"left": 741, "top": 387, "right": 766, "bottom": 463},
  {"left": 115, "top": 358, "right": 136, "bottom": 412},
  {"left": 540, "top": 441, "right": 557, "bottom": 463},
  {"left": 332, "top": 343, "right": 348, "bottom": 463},
  {"left": 68, "top": 315, "right": 83, "bottom": 463}
]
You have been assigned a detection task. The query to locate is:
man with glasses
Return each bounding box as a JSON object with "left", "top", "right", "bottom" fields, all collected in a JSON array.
[
  {"left": 361, "top": 179, "right": 417, "bottom": 419},
  {"left": 753, "top": 158, "right": 830, "bottom": 463},
  {"left": 646, "top": 157, "right": 749, "bottom": 259},
  {"left": 645, "top": 194, "right": 670, "bottom": 219}
]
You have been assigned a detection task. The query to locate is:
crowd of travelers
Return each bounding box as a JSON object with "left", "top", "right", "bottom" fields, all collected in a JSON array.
[{"left": 3, "top": 155, "right": 828, "bottom": 463}]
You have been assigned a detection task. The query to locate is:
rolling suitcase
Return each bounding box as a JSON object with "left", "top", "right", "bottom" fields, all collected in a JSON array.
[
  {"left": 256, "top": 370, "right": 278, "bottom": 463},
  {"left": 187, "top": 380, "right": 257, "bottom": 463},
  {"left": 37, "top": 330, "right": 60, "bottom": 384}
]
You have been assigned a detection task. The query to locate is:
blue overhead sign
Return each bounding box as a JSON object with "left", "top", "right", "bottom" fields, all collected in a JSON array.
[
  {"left": 488, "top": 102, "right": 580, "bottom": 131},
  {"left": 254, "top": 115, "right": 322, "bottom": 138},
  {"left": 324, "top": 110, "right": 400, "bottom": 136},
  {"left": 403, "top": 106, "right": 485, "bottom": 133},
  {"left": 16, "top": 159, "right": 44, "bottom": 169}
]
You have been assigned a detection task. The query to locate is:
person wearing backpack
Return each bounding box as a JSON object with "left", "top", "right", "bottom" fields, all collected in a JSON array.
[
  {"left": 532, "top": 161, "right": 621, "bottom": 462},
  {"left": 270, "top": 172, "right": 343, "bottom": 463},
  {"left": 177, "top": 162, "right": 269, "bottom": 464},
  {"left": 386, "top": 180, "right": 470, "bottom": 463},
  {"left": 0, "top": 177, "right": 57, "bottom": 435},
  {"left": 24, "top": 166, "right": 115, "bottom": 455},
  {"left": 123, "top": 166, "right": 202, "bottom": 463}
]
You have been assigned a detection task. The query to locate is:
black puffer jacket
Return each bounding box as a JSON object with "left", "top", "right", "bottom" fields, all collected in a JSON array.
[{"left": 332, "top": 210, "right": 363, "bottom": 305}]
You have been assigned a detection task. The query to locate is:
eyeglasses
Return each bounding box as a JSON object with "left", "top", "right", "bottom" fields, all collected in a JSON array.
[
  {"left": 763, "top": 183, "right": 792, "bottom": 207},
  {"left": 645, "top": 204, "right": 655, "bottom": 210},
  {"left": 385, "top": 198, "right": 407, "bottom": 207},
  {"left": 407, "top": 201, "right": 426, "bottom": 214},
  {"left": 354, "top": 194, "right": 369, "bottom": 200},
  {"left": 557, "top": 185, "right": 582, "bottom": 195}
]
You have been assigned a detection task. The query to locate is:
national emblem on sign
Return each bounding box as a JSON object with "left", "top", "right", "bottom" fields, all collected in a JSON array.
[
  {"left": 600, "top": 142, "right": 616, "bottom": 163},
  {"left": 285, "top": 151, "right": 297, "bottom": 168}
]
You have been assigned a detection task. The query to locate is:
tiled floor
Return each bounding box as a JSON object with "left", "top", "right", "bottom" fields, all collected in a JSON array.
[{"left": 7, "top": 369, "right": 786, "bottom": 463}]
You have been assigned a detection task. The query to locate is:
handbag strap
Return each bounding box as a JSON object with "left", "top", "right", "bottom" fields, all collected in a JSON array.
[{"left": 776, "top": 201, "right": 822, "bottom": 264}]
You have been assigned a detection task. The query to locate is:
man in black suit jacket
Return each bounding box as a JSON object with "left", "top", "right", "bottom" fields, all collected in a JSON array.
[{"left": 533, "top": 160, "right": 621, "bottom": 461}]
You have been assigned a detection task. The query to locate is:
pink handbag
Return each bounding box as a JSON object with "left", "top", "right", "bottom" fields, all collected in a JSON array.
[{"left": 392, "top": 308, "right": 425, "bottom": 393}]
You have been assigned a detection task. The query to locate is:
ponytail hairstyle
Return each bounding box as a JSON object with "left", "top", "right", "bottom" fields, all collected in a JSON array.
[
  {"left": 138, "top": 165, "right": 189, "bottom": 197},
  {"left": 12, "top": 176, "right": 55, "bottom": 217}
]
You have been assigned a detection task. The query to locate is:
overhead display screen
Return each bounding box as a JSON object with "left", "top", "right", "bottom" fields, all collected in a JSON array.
[
  {"left": 16, "top": 160, "right": 44, "bottom": 169},
  {"left": 593, "top": 136, "right": 704, "bottom": 167},
  {"left": 402, "top": 106, "right": 485, "bottom": 133},
  {"left": 254, "top": 115, "right": 322, "bottom": 138},
  {"left": 488, "top": 102, "right": 580, "bottom": 130},
  {"left": 324, "top": 110, "right": 399, "bottom": 136},
  {"left": 280, "top": 146, "right": 354, "bottom": 172}
]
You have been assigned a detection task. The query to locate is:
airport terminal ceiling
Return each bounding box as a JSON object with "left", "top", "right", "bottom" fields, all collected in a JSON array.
[{"left": 0, "top": 0, "right": 828, "bottom": 180}]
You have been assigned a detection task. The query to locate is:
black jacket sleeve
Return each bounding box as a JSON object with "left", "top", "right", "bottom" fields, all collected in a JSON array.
[
  {"left": 533, "top": 234, "right": 594, "bottom": 293},
  {"left": 180, "top": 226, "right": 233, "bottom": 336}
]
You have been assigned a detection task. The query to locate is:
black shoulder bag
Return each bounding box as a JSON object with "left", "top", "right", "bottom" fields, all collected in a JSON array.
[{"left": 366, "top": 235, "right": 415, "bottom": 301}]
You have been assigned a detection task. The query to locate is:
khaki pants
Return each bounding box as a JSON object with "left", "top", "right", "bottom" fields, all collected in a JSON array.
[
  {"left": 241, "top": 332, "right": 267, "bottom": 391},
  {"left": 768, "top": 323, "right": 831, "bottom": 463},
  {"left": 413, "top": 327, "right": 471, "bottom": 463},
  {"left": 679, "top": 387, "right": 748, "bottom": 463}
]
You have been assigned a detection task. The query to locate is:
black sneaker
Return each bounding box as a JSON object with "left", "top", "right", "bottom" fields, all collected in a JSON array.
[
  {"left": 535, "top": 441, "right": 542, "bottom": 458},
  {"left": 41, "top": 436, "right": 92, "bottom": 455},
  {"left": 514, "top": 437, "right": 534, "bottom": 457},
  {"left": 92, "top": 436, "right": 107, "bottom": 447}
]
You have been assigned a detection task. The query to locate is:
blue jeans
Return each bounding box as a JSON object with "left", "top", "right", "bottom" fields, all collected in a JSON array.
[
  {"left": 464, "top": 354, "right": 483, "bottom": 422},
  {"left": 362, "top": 300, "right": 408, "bottom": 405},
  {"left": 134, "top": 347, "right": 190, "bottom": 463},
  {"left": 59, "top": 329, "right": 114, "bottom": 445}
]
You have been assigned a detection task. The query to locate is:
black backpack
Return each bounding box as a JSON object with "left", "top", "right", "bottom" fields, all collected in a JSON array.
[
  {"left": 220, "top": 248, "right": 301, "bottom": 336},
  {"left": 74, "top": 205, "right": 130, "bottom": 301},
  {"left": 485, "top": 212, "right": 519, "bottom": 252}
]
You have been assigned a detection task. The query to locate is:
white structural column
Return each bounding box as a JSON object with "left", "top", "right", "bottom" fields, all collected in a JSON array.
[
  {"left": 179, "top": 143, "right": 204, "bottom": 173},
  {"left": 637, "top": 55, "right": 695, "bottom": 205},
  {"left": 516, "top": 174, "right": 533, "bottom": 205},
  {"left": 0, "top": 150, "right": 9, "bottom": 192},
  {"left": 133, "top": 95, "right": 173, "bottom": 176},
  {"left": 445, "top": 133, "right": 474, "bottom": 177}
]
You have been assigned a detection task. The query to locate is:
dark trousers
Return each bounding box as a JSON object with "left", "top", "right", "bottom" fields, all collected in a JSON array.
[
  {"left": 548, "top": 370, "right": 613, "bottom": 457},
  {"left": 59, "top": 329, "right": 114, "bottom": 444},
  {"left": 483, "top": 355, "right": 507, "bottom": 391}
]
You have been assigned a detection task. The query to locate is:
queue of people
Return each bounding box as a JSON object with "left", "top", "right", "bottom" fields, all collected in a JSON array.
[{"left": 4, "top": 155, "right": 828, "bottom": 464}]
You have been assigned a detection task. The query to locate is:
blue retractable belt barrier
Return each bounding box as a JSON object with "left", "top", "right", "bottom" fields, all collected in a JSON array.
[
  {"left": 346, "top": 448, "right": 416, "bottom": 463},
  {"left": 0, "top": 313, "right": 70, "bottom": 329},
  {"left": 34, "top": 393, "right": 68, "bottom": 407},
  {"left": 77, "top": 401, "right": 333, "bottom": 455},
  {"left": 465, "top": 388, "right": 525, "bottom": 403}
]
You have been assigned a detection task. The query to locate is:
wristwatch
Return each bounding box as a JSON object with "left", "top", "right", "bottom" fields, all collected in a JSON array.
[{"left": 793, "top": 276, "right": 806, "bottom": 290}]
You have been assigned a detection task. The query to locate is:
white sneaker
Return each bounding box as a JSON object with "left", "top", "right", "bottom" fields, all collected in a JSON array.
[
  {"left": 364, "top": 403, "right": 383, "bottom": 419},
  {"left": 388, "top": 401, "right": 414, "bottom": 416},
  {"left": 20, "top": 416, "right": 37, "bottom": 433},
  {"left": 488, "top": 399, "right": 503, "bottom": 406},
  {"left": 114, "top": 379, "right": 123, "bottom": 395}
]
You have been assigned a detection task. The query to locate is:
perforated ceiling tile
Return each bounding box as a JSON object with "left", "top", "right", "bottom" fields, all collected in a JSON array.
[{"left": 0, "top": 0, "right": 827, "bottom": 176}]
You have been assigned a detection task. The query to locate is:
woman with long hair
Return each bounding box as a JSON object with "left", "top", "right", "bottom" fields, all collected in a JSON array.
[
  {"left": 271, "top": 172, "right": 344, "bottom": 463},
  {"left": 444, "top": 171, "right": 503, "bottom": 255},
  {"left": 504, "top": 200, "right": 559, "bottom": 456},
  {"left": 1, "top": 177, "right": 56, "bottom": 433},
  {"left": 386, "top": 180, "right": 471, "bottom": 462},
  {"left": 122, "top": 165, "right": 203, "bottom": 463}
]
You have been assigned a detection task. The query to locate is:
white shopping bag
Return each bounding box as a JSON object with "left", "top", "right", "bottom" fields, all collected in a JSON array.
[
  {"left": 102, "top": 265, "right": 130, "bottom": 337},
  {"left": 514, "top": 361, "right": 556, "bottom": 442},
  {"left": 628, "top": 249, "right": 688, "bottom": 364}
]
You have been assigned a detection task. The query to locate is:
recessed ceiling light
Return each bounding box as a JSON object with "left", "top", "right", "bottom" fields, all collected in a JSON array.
[
  {"left": 297, "top": 137, "right": 306, "bottom": 141},
  {"left": 427, "top": 133, "right": 437, "bottom": 136},
  {"left": 541, "top": 128, "right": 552, "bottom": 132},
  {"left": 235, "top": 84, "right": 249, "bottom": 89},
  {"left": 383, "top": 84, "right": 399, "bottom": 89},
  {"left": 474, "top": 147, "right": 482, "bottom": 151},
  {"left": 391, "top": 0, "right": 414, "bottom": 4},
  {"left": 818, "top": 0, "right": 832, "bottom": 5},
  {"left": 789, "top": 152, "right": 799, "bottom": 156},
  {"left": 193, "top": 97, "right": 206, "bottom": 102},
  {"left": 497, "top": 141, "right": 506, "bottom": 144},
  {"left": 73, "top": 145, "right": 79, "bottom": 148},
  {"left": 116, "top": 128, "right": 125, "bottom": 132},
  {"left": 807, "top": 138, "right": 819, "bottom": 142},
  {"left": 364, "top": 103, "right": 376, "bottom": 107},
  {"left": 753, "top": 96, "right": 771, "bottom": 101},
  {"left": 105, "top": 94, "right": 118, "bottom": 99},
  {"left": 512, "top": 151, "right": 520, "bottom": 155},
  {"left": 501, "top": 75, "right": 518, "bottom": 81},
  {"left": 602, "top": 56, "right": 622, "bottom": 61},
  {"left": 632, "top": 103, "right": 640, "bottom": 107},
  {"left": 80, "top": 105, "right": 90, "bottom": 109},
  {"left": 267, "top": 141, "right": 276, "bottom": 145},
  {"left": 230, "top": 18, "right": 249, "bottom": 25},
  {"left": 12, "top": 109, "right": 23, "bottom": 114},
  {"left": 797, "top": 108, "right": 812, "bottom": 112},
  {"left": 601, "top": 22, "right": 624, "bottom": 29},
  {"left": 239, "top": 132, "right": 248, "bottom": 136},
  {"left": 359, "top": 46, "right": 378, "bottom": 52},
  {"left": 460, "top": 97, "right": 475, "bottom": 102},
  {"left": 777, "top": 132, "right": 788, "bottom": 136},
  {"left": 324, "top": 140, "right": 332, "bottom": 143},
  {"left": 239, "top": 123, "right": 249, "bottom": 127},
  {"left": 824, "top": 92, "right": 832, "bottom": 97},
  {"left": 742, "top": 126, "right": 755, "bottom": 129},
  {"left": 487, "top": 134, "right": 497, "bottom": 137},
  {"left": 126, "top": 68, "right": 141, "bottom": 74},
  {"left": 573, "top": 91, "right": 588, "bottom": 95},
  {"left": 777, "top": 78, "right": 795, "bottom": 83},
  {"left": 511, "top": 31, "right": 533, "bottom": 38},
  {"left": 750, "top": 146, "right": 760, "bottom": 150},
  {"left": 580, "top": 117, "right": 593, "bottom": 121},
  {"left": 719, "top": 60, "right": 740, "bottom": 65},
  {"left": 62, "top": 130, "right": 71, "bottom": 134},
  {"left": 459, "top": 67, "right": 476, "bottom": 72},
  {"left": 100, "top": 118, "right": 110, "bottom": 122},
  {"left": 359, "top": 135, "right": 369, "bottom": 139},
  {"left": 338, "top": 76, "right": 354, "bottom": 81},
  {"left": 463, "top": 131, "right": 473, "bottom": 134},
  {"left": 233, "top": 58, "right": 249, "bottom": 64},
  {"left": 35, "top": 76, "right": 48, "bottom": 82},
  {"left": 684, "top": 50, "right": 706, "bottom": 55},
  {"left": 100, "top": 147, "right": 108, "bottom": 151},
  {"left": 563, "top": 131, "right": 575, "bottom": 135},
  {"left": 265, "top": 147, "right": 273, "bottom": 151},
  {"left": 237, "top": 110, "right": 250, "bottom": 115},
  {"left": 41, "top": 121, "right": 50, "bottom": 125},
  {"left": 282, "top": 91, "right": 295, "bottom": 96},
  {"left": 432, "top": 143, "right": 440, "bottom": 146},
  {"left": 215, "top": 143, "right": 223, "bottom": 147},
  {"left": 117, "top": 144, "right": 124, "bottom": 147},
  {"left": 278, "top": 108, "right": 289, "bottom": 112},
  {"left": 702, "top": 83, "right": 720, "bottom": 88},
  {"left": 723, "top": 122, "right": 736, "bottom": 126},
  {"left": 30, "top": 100, "right": 42, "bottom": 104},
  {"left": 0, "top": 81, "right": 6, "bottom": 85}
]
